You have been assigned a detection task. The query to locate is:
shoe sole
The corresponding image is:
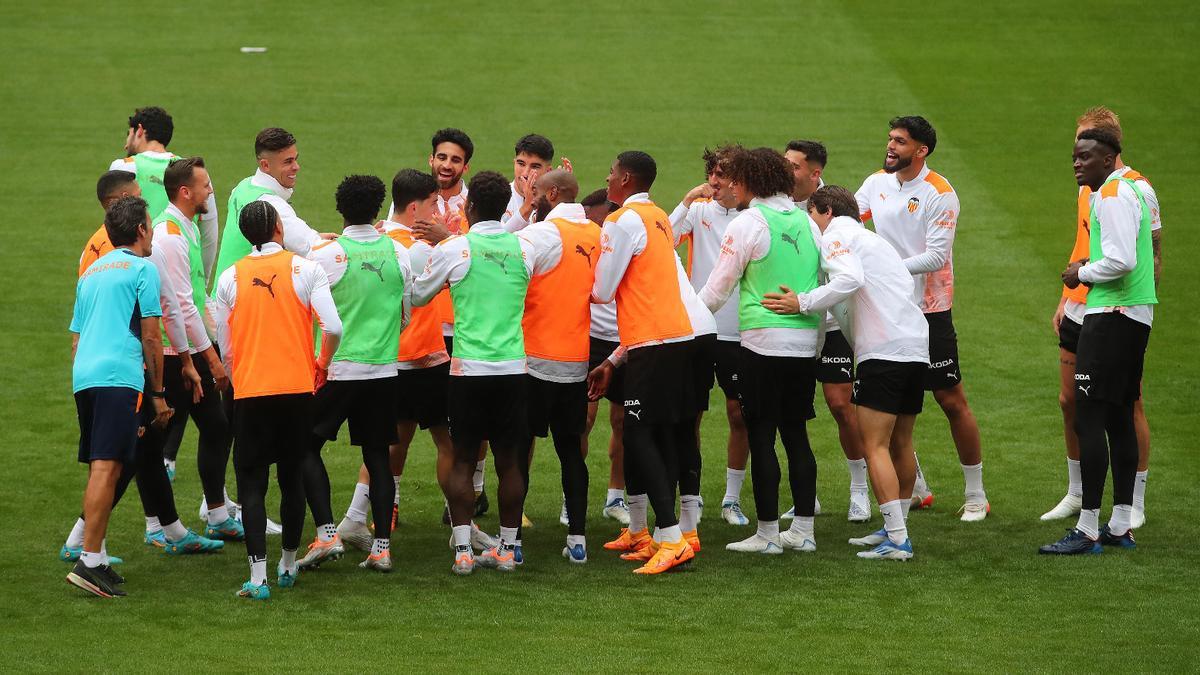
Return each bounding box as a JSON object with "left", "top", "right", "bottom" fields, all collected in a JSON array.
[{"left": 66, "top": 572, "right": 115, "bottom": 598}]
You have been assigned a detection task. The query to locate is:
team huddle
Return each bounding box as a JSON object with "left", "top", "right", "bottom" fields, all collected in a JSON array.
[{"left": 63, "top": 105, "right": 1160, "bottom": 599}]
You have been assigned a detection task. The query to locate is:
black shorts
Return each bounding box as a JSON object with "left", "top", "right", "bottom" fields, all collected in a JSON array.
[
  {"left": 526, "top": 375, "right": 587, "bottom": 438},
  {"left": 736, "top": 348, "right": 816, "bottom": 423},
  {"left": 854, "top": 359, "right": 926, "bottom": 416},
  {"left": 1058, "top": 315, "right": 1083, "bottom": 354},
  {"left": 443, "top": 335, "right": 454, "bottom": 357},
  {"left": 396, "top": 362, "right": 450, "bottom": 429},
  {"left": 75, "top": 386, "right": 141, "bottom": 464},
  {"left": 232, "top": 393, "right": 312, "bottom": 469},
  {"left": 312, "top": 377, "right": 400, "bottom": 447},
  {"left": 924, "top": 310, "right": 963, "bottom": 390},
  {"left": 691, "top": 334, "right": 739, "bottom": 409},
  {"left": 589, "top": 337, "right": 625, "bottom": 405},
  {"left": 448, "top": 374, "right": 527, "bottom": 451},
  {"left": 622, "top": 340, "right": 695, "bottom": 426},
  {"left": 817, "top": 329, "right": 855, "bottom": 384},
  {"left": 1074, "top": 312, "right": 1150, "bottom": 406}
]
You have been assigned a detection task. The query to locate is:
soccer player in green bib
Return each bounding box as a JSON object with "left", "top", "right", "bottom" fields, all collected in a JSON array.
[
  {"left": 299, "top": 175, "right": 412, "bottom": 573},
  {"left": 211, "top": 127, "right": 334, "bottom": 290},
  {"left": 412, "top": 171, "right": 536, "bottom": 575},
  {"left": 110, "top": 107, "right": 220, "bottom": 280},
  {"left": 696, "top": 147, "right": 824, "bottom": 555},
  {"left": 1042, "top": 128, "right": 1158, "bottom": 555},
  {"left": 150, "top": 159, "right": 244, "bottom": 540}
]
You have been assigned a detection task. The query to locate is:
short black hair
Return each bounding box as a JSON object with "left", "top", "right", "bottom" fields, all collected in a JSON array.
[
  {"left": 128, "top": 107, "right": 173, "bottom": 146},
  {"left": 808, "top": 185, "right": 860, "bottom": 221},
  {"left": 889, "top": 116, "right": 937, "bottom": 156},
  {"left": 104, "top": 196, "right": 149, "bottom": 246},
  {"left": 163, "top": 156, "right": 205, "bottom": 200},
  {"left": 785, "top": 139, "right": 828, "bottom": 168},
  {"left": 255, "top": 127, "right": 296, "bottom": 157},
  {"left": 616, "top": 151, "right": 657, "bottom": 190},
  {"left": 728, "top": 147, "right": 794, "bottom": 198},
  {"left": 335, "top": 174, "right": 386, "bottom": 224},
  {"left": 580, "top": 188, "right": 615, "bottom": 210},
  {"left": 96, "top": 170, "right": 138, "bottom": 205},
  {"left": 466, "top": 171, "right": 511, "bottom": 222},
  {"left": 239, "top": 200, "right": 280, "bottom": 248},
  {"left": 514, "top": 134, "right": 554, "bottom": 162},
  {"left": 392, "top": 169, "right": 438, "bottom": 212},
  {"left": 432, "top": 128, "right": 474, "bottom": 162},
  {"left": 1077, "top": 127, "right": 1122, "bottom": 156}
]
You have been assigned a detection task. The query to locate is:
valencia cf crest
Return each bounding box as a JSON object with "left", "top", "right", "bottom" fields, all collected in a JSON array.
[{"left": 907, "top": 197, "right": 920, "bottom": 213}]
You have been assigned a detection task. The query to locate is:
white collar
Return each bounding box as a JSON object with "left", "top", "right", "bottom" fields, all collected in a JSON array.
[
  {"left": 467, "top": 220, "right": 505, "bottom": 234},
  {"left": 622, "top": 192, "right": 651, "bottom": 206},
  {"left": 250, "top": 241, "right": 285, "bottom": 256},
  {"left": 542, "top": 202, "right": 587, "bottom": 221},
  {"left": 253, "top": 168, "right": 293, "bottom": 201}
]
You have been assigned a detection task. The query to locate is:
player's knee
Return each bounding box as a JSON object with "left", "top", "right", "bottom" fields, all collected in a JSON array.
[
  {"left": 828, "top": 399, "right": 856, "bottom": 427},
  {"left": 936, "top": 388, "right": 970, "bottom": 418}
]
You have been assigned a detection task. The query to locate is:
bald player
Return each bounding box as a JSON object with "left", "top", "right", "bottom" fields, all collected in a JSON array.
[{"left": 516, "top": 169, "right": 600, "bottom": 562}]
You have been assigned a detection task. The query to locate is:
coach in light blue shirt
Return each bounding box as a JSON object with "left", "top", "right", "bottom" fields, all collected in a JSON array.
[{"left": 65, "top": 196, "right": 173, "bottom": 599}]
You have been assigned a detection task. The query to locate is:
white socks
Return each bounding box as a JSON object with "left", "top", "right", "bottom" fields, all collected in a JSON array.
[
  {"left": 280, "top": 548, "right": 298, "bottom": 574},
  {"left": 81, "top": 550, "right": 105, "bottom": 568},
  {"left": 317, "top": 523, "right": 337, "bottom": 543},
  {"left": 723, "top": 468, "right": 746, "bottom": 504},
  {"left": 680, "top": 495, "right": 701, "bottom": 532},
  {"left": 1066, "top": 459, "right": 1083, "bottom": 497},
  {"left": 658, "top": 524, "right": 682, "bottom": 543},
  {"left": 847, "top": 458, "right": 868, "bottom": 493},
  {"left": 880, "top": 499, "right": 908, "bottom": 545},
  {"left": 606, "top": 488, "right": 624, "bottom": 504},
  {"left": 962, "top": 462, "right": 986, "bottom": 502},
  {"left": 67, "top": 518, "right": 86, "bottom": 548},
  {"left": 1076, "top": 508, "right": 1100, "bottom": 539},
  {"left": 566, "top": 534, "right": 586, "bottom": 549},
  {"left": 627, "top": 494, "right": 649, "bottom": 532},
  {"left": 913, "top": 455, "right": 928, "bottom": 494},
  {"left": 207, "top": 503, "right": 230, "bottom": 526},
  {"left": 163, "top": 519, "right": 188, "bottom": 542},
  {"left": 757, "top": 519, "right": 780, "bottom": 539},
  {"left": 451, "top": 525, "right": 471, "bottom": 548},
  {"left": 1133, "top": 470, "right": 1148, "bottom": 512},
  {"left": 473, "top": 460, "right": 486, "bottom": 493},
  {"left": 392, "top": 476, "right": 401, "bottom": 506},
  {"left": 499, "top": 526, "right": 519, "bottom": 548},
  {"left": 371, "top": 538, "right": 390, "bottom": 556},
  {"left": 346, "top": 482, "right": 371, "bottom": 524},
  {"left": 788, "top": 516, "right": 814, "bottom": 539},
  {"left": 1108, "top": 504, "right": 1132, "bottom": 536},
  {"left": 901, "top": 498, "right": 912, "bottom": 520},
  {"left": 249, "top": 557, "right": 267, "bottom": 586},
  {"left": 145, "top": 516, "right": 161, "bottom": 533}
]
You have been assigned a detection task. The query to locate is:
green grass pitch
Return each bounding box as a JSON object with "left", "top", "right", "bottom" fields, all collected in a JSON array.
[{"left": 1, "top": 1, "right": 1198, "bottom": 670}]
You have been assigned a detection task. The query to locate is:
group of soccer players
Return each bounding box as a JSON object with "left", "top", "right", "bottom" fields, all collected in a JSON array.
[{"left": 64, "top": 104, "right": 1159, "bottom": 599}]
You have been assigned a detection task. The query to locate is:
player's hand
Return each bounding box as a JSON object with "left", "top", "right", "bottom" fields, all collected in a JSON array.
[
  {"left": 319, "top": 232, "right": 340, "bottom": 240},
  {"left": 181, "top": 359, "right": 204, "bottom": 404},
  {"left": 558, "top": 157, "right": 573, "bottom": 173},
  {"left": 207, "top": 358, "right": 230, "bottom": 392},
  {"left": 1052, "top": 299, "right": 1066, "bottom": 333},
  {"left": 761, "top": 285, "right": 801, "bottom": 314},
  {"left": 1062, "top": 261, "right": 1085, "bottom": 289},
  {"left": 414, "top": 218, "right": 451, "bottom": 245},
  {"left": 375, "top": 220, "right": 388, "bottom": 233},
  {"left": 587, "top": 361, "right": 613, "bottom": 401},
  {"left": 151, "top": 397, "right": 173, "bottom": 430},
  {"left": 683, "top": 183, "right": 714, "bottom": 207},
  {"left": 315, "top": 362, "right": 329, "bottom": 390},
  {"left": 520, "top": 169, "right": 540, "bottom": 200}
]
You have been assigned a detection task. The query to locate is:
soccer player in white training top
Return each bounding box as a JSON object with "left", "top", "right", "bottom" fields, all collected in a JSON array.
[
  {"left": 669, "top": 146, "right": 751, "bottom": 527},
  {"left": 1044, "top": 107, "right": 1159, "bottom": 527},
  {"left": 855, "top": 116, "right": 988, "bottom": 522}
]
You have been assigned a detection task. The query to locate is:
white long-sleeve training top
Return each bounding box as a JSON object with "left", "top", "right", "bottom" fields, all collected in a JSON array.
[
  {"left": 670, "top": 197, "right": 741, "bottom": 342},
  {"left": 799, "top": 216, "right": 929, "bottom": 365},
  {"left": 1077, "top": 168, "right": 1155, "bottom": 328},
  {"left": 150, "top": 203, "right": 213, "bottom": 355}
]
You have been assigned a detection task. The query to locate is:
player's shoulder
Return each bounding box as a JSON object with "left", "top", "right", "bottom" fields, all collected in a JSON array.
[
  {"left": 110, "top": 157, "right": 136, "bottom": 172},
  {"left": 921, "top": 169, "right": 955, "bottom": 195},
  {"left": 310, "top": 238, "right": 339, "bottom": 253}
]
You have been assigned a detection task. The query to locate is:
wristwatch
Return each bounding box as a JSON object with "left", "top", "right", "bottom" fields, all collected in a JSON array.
[{"left": 149, "top": 389, "right": 167, "bottom": 398}]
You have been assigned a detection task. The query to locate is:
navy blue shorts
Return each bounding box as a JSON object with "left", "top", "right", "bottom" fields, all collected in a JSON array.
[{"left": 75, "top": 386, "right": 141, "bottom": 464}]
